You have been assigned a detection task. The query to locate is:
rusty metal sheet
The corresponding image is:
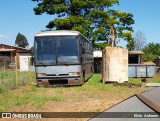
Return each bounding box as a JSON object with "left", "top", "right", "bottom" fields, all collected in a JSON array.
[
  {"left": 89, "top": 88, "right": 160, "bottom": 121},
  {"left": 141, "top": 87, "right": 160, "bottom": 105}
]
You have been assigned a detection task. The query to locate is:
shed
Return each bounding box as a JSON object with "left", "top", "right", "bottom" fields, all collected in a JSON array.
[
  {"left": 154, "top": 59, "right": 160, "bottom": 67},
  {"left": 93, "top": 50, "right": 102, "bottom": 73},
  {"left": 128, "top": 50, "right": 144, "bottom": 64},
  {"left": 0, "top": 44, "right": 31, "bottom": 71}
]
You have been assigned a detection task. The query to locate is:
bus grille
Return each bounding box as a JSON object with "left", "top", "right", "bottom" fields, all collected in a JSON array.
[{"left": 48, "top": 80, "right": 68, "bottom": 85}]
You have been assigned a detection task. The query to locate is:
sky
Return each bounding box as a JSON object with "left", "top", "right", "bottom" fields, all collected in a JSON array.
[{"left": 0, "top": 0, "right": 160, "bottom": 48}]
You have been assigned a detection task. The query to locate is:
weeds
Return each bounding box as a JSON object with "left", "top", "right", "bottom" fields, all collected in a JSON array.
[
  {"left": 0, "top": 73, "right": 159, "bottom": 112},
  {"left": 0, "top": 70, "right": 35, "bottom": 93}
]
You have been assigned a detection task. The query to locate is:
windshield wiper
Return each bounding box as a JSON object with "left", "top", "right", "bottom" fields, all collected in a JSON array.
[
  {"left": 58, "top": 61, "right": 69, "bottom": 66},
  {"left": 70, "top": 62, "right": 79, "bottom": 65},
  {"left": 37, "top": 62, "right": 46, "bottom": 67},
  {"left": 57, "top": 60, "right": 70, "bottom": 66},
  {"left": 58, "top": 58, "right": 79, "bottom": 66}
]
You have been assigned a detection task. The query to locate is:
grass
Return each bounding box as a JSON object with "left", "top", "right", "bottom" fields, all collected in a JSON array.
[
  {"left": 0, "top": 86, "right": 62, "bottom": 111},
  {"left": 0, "top": 70, "right": 35, "bottom": 93},
  {"left": 129, "top": 77, "right": 160, "bottom": 83},
  {"left": 148, "top": 78, "right": 160, "bottom": 83},
  {"left": 0, "top": 72, "right": 159, "bottom": 112}
]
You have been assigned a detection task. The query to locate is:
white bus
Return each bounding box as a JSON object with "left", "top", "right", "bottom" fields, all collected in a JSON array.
[{"left": 34, "top": 30, "right": 94, "bottom": 86}]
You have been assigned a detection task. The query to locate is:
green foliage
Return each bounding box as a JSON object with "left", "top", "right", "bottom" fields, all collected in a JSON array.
[
  {"left": 15, "top": 33, "right": 29, "bottom": 48},
  {"left": 126, "top": 39, "right": 135, "bottom": 51},
  {"left": 32, "top": 0, "right": 134, "bottom": 47},
  {"left": 94, "top": 42, "right": 108, "bottom": 49},
  {"left": 0, "top": 71, "right": 35, "bottom": 93},
  {"left": 142, "top": 42, "right": 160, "bottom": 61},
  {"left": 0, "top": 73, "right": 159, "bottom": 111}
]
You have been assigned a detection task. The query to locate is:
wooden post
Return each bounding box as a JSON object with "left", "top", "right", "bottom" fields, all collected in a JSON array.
[
  {"left": 15, "top": 56, "right": 18, "bottom": 87},
  {"left": 28, "top": 57, "right": 31, "bottom": 85}
]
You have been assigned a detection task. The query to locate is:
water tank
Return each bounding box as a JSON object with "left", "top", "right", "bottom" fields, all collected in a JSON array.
[{"left": 102, "top": 47, "right": 128, "bottom": 83}]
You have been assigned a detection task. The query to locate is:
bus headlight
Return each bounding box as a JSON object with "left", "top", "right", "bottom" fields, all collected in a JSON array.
[
  {"left": 36, "top": 73, "right": 46, "bottom": 77},
  {"left": 69, "top": 72, "right": 80, "bottom": 76}
]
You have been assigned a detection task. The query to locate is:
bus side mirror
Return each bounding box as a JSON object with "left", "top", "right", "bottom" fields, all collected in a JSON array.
[
  {"left": 31, "top": 47, "right": 34, "bottom": 65},
  {"left": 82, "top": 46, "right": 85, "bottom": 54},
  {"left": 31, "top": 47, "right": 34, "bottom": 55},
  {"left": 81, "top": 56, "right": 83, "bottom": 63}
]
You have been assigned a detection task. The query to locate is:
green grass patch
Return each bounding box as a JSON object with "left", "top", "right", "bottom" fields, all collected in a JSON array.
[
  {"left": 14, "top": 94, "right": 62, "bottom": 108},
  {"left": 0, "top": 70, "right": 35, "bottom": 93},
  {"left": 0, "top": 73, "right": 159, "bottom": 112},
  {"left": 148, "top": 78, "right": 160, "bottom": 83},
  {"left": 0, "top": 87, "right": 62, "bottom": 111},
  {"left": 129, "top": 78, "right": 142, "bottom": 83}
]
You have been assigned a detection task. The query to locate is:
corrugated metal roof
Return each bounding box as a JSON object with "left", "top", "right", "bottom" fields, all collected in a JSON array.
[
  {"left": 128, "top": 50, "right": 144, "bottom": 55},
  {"left": 141, "top": 87, "right": 160, "bottom": 107},
  {"left": 0, "top": 49, "right": 15, "bottom": 52},
  {"left": 90, "top": 87, "right": 160, "bottom": 121},
  {"left": 0, "top": 44, "right": 31, "bottom": 52}
]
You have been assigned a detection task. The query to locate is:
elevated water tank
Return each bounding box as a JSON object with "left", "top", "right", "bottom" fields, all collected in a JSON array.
[{"left": 102, "top": 47, "right": 128, "bottom": 83}]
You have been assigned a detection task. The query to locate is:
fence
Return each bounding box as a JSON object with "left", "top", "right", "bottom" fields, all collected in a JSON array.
[
  {"left": 0, "top": 56, "right": 15, "bottom": 70},
  {"left": 0, "top": 56, "right": 34, "bottom": 71},
  {"left": 0, "top": 56, "right": 35, "bottom": 93},
  {"left": 0, "top": 70, "right": 35, "bottom": 93}
]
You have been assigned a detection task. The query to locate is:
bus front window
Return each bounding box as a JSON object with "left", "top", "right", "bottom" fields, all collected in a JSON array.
[
  {"left": 35, "top": 37, "right": 56, "bottom": 65},
  {"left": 57, "top": 36, "right": 79, "bottom": 64},
  {"left": 34, "top": 36, "right": 79, "bottom": 65}
]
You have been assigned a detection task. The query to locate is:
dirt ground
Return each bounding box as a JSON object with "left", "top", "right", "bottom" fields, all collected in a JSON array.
[
  {"left": 0, "top": 90, "right": 144, "bottom": 121},
  {"left": 0, "top": 97, "right": 122, "bottom": 121},
  {"left": 1, "top": 74, "right": 159, "bottom": 121},
  {"left": 0, "top": 99, "right": 122, "bottom": 121},
  {"left": 155, "top": 73, "right": 160, "bottom": 78}
]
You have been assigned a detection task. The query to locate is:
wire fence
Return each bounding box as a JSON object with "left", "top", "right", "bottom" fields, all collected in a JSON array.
[
  {"left": 0, "top": 56, "right": 35, "bottom": 93},
  {"left": 0, "top": 56, "right": 14, "bottom": 70}
]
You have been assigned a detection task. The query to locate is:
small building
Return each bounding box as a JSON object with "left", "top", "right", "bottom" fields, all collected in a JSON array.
[
  {"left": 154, "top": 59, "right": 160, "bottom": 67},
  {"left": 128, "top": 50, "right": 144, "bottom": 64},
  {"left": 0, "top": 44, "right": 31, "bottom": 71},
  {"left": 93, "top": 50, "right": 102, "bottom": 73}
]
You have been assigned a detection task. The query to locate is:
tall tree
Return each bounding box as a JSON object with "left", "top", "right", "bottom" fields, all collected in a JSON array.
[
  {"left": 32, "top": 0, "right": 134, "bottom": 47},
  {"left": 126, "top": 39, "right": 135, "bottom": 51},
  {"left": 134, "top": 31, "right": 147, "bottom": 50},
  {"left": 143, "top": 43, "right": 160, "bottom": 61},
  {"left": 15, "top": 33, "right": 29, "bottom": 48}
]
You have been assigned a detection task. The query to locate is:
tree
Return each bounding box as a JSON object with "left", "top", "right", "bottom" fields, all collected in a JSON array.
[
  {"left": 143, "top": 43, "right": 160, "bottom": 61},
  {"left": 134, "top": 31, "right": 147, "bottom": 50},
  {"left": 32, "top": 0, "right": 134, "bottom": 47},
  {"left": 126, "top": 39, "right": 135, "bottom": 51},
  {"left": 15, "top": 33, "right": 29, "bottom": 48}
]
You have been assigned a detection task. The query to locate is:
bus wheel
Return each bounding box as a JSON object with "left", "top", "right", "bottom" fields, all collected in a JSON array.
[{"left": 36, "top": 83, "right": 41, "bottom": 87}]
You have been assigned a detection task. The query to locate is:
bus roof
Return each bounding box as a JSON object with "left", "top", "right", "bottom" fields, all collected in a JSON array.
[{"left": 35, "top": 30, "right": 81, "bottom": 36}]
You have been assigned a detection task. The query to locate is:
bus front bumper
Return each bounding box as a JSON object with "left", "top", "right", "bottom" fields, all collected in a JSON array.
[{"left": 36, "top": 76, "right": 82, "bottom": 86}]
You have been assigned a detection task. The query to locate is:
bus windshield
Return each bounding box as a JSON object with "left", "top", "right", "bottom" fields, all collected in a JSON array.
[{"left": 34, "top": 36, "right": 79, "bottom": 65}]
